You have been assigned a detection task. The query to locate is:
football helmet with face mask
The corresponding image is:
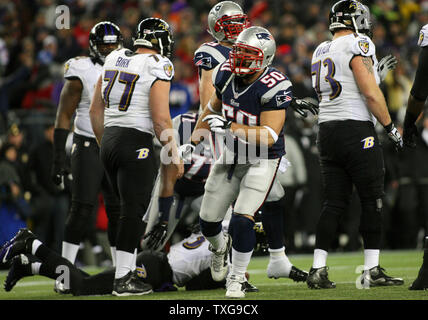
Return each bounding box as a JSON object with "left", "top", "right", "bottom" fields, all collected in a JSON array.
[{"left": 229, "top": 26, "right": 276, "bottom": 76}]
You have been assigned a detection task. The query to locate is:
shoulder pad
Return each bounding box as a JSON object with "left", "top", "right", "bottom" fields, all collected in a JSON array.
[
  {"left": 260, "top": 70, "right": 293, "bottom": 108},
  {"left": 418, "top": 24, "right": 428, "bottom": 47},
  {"left": 63, "top": 56, "right": 92, "bottom": 78},
  {"left": 149, "top": 55, "right": 174, "bottom": 81},
  {"left": 212, "top": 60, "right": 233, "bottom": 92},
  {"left": 350, "top": 34, "right": 376, "bottom": 57},
  {"left": 194, "top": 42, "right": 229, "bottom": 70}
]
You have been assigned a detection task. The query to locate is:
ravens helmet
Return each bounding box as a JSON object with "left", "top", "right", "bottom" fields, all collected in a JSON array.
[
  {"left": 89, "top": 21, "right": 123, "bottom": 65},
  {"left": 133, "top": 18, "right": 174, "bottom": 58},
  {"left": 329, "top": 0, "right": 372, "bottom": 37},
  {"left": 230, "top": 26, "right": 276, "bottom": 76},
  {"left": 208, "top": 1, "right": 250, "bottom": 43}
]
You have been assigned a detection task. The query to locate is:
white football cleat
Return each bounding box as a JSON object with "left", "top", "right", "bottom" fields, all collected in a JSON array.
[
  {"left": 209, "top": 233, "right": 232, "bottom": 282},
  {"left": 226, "top": 274, "right": 246, "bottom": 298}
]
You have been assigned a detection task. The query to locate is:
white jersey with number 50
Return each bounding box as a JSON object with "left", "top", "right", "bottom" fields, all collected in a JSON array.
[
  {"left": 102, "top": 48, "right": 174, "bottom": 135},
  {"left": 311, "top": 33, "right": 379, "bottom": 125}
]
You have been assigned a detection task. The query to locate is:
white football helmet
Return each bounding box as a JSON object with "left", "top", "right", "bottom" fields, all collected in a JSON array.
[
  {"left": 208, "top": 1, "right": 250, "bottom": 43},
  {"left": 230, "top": 26, "right": 276, "bottom": 76}
]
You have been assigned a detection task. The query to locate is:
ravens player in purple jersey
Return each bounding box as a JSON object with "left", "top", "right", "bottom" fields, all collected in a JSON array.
[{"left": 188, "top": 26, "right": 315, "bottom": 298}]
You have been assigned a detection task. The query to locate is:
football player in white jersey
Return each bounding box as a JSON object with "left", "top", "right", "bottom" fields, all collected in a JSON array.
[
  {"left": 306, "top": 0, "right": 404, "bottom": 289},
  {"left": 89, "top": 17, "right": 183, "bottom": 296},
  {"left": 1, "top": 226, "right": 237, "bottom": 294},
  {"left": 405, "top": 23, "right": 428, "bottom": 291},
  {"left": 194, "top": 1, "right": 311, "bottom": 286},
  {"left": 52, "top": 22, "right": 122, "bottom": 269}
]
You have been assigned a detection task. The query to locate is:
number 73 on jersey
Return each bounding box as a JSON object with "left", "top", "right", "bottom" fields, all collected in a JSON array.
[{"left": 311, "top": 58, "right": 342, "bottom": 101}]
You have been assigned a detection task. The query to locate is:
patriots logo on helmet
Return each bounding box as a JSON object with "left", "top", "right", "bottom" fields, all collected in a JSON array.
[
  {"left": 358, "top": 39, "right": 370, "bottom": 54},
  {"left": 256, "top": 33, "right": 273, "bottom": 41},
  {"left": 276, "top": 92, "right": 292, "bottom": 107}
]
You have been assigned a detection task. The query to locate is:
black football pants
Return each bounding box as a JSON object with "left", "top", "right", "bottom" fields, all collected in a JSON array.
[
  {"left": 100, "top": 127, "right": 156, "bottom": 254},
  {"left": 315, "top": 120, "right": 385, "bottom": 251}
]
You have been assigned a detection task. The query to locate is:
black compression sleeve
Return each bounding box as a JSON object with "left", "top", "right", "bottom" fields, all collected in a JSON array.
[
  {"left": 53, "top": 128, "right": 69, "bottom": 163},
  {"left": 410, "top": 46, "right": 428, "bottom": 102}
]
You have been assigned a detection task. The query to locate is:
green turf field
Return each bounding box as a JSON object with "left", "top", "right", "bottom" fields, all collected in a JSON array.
[{"left": 0, "top": 250, "right": 427, "bottom": 300}]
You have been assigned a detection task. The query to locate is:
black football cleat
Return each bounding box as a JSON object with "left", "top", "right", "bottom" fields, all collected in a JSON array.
[
  {"left": 409, "top": 269, "right": 428, "bottom": 290},
  {"left": 289, "top": 266, "right": 309, "bottom": 282},
  {"left": 112, "top": 270, "right": 153, "bottom": 296},
  {"left": 361, "top": 266, "right": 404, "bottom": 287},
  {"left": 4, "top": 254, "right": 34, "bottom": 292},
  {"left": 409, "top": 236, "right": 428, "bottom": 290},
  {"left": 0, "top": 229, "right": 35, "bottom": 265},
  {"left": 307, "top": 266, "right": 336, "bottom": 289},
  {"left": 243, "top": 281, "right": 259, "bottom": 292}
]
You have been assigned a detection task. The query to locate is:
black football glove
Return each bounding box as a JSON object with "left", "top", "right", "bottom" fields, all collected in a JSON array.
[
  {"left": 51, "top": 128, "right": 70, "bottom": 186},
  {"left": 384, "top": 122, "right": 403, "bottom": 152},
  {"left": 403, "top": 111, "right": 420, "bottom": 148},
  {"left": 144, "top": 221, "right": 168, "bottom": 250},
  {"left": 290, "top": 97, "right": 319, "bottom": 118}
]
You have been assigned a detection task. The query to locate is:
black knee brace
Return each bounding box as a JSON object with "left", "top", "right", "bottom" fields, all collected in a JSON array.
[
  {"left": 315, "top": 199, "right": 349, "bottom": 250},
  {"left": 199, "top": 217, "right": 222, "bottom": 237}
]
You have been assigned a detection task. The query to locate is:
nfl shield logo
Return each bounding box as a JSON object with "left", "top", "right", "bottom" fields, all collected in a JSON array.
[{"left": 358, "top": 40, "right": 370, "bottom": 54}]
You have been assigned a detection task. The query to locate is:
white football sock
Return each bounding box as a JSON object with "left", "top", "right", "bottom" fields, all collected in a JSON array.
[
  {"left": 207, "top": 232, "right": 226, "bottom": 252},
  {"left": 313, "top": 249, "right": 328, "bottom": 269},
  {"left": 61, "top": 242, "right": 79, "bottom": 264},
  {"left": 364, "top": 249, "right": 380, "bottom": 270},
  {"left": 267, "top": 247, "right": 292, "bottom": 277},
  {"left": 110, "top": 247, "right": 116, "bottom": 267},
  {"left": 230, "top": 248, "right": 253, "bottom": 279},
  {"left": 131, "top": 249, "right": 137, "bottom": 271},
  {"left": 31, "top": 239, "right": 42, "bottom": 256},
  {"left": 115, "top": 250, "right": 135, "bottom": 279}
]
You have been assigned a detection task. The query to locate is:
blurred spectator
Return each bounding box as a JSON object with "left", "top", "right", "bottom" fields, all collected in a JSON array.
[{"left": 0, "top": 142, "right": 28, "bottom": 247}]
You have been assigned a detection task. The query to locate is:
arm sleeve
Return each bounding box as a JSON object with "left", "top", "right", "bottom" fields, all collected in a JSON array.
[{"left": 410, "top": 46, "right": 428, "bottom": 102}]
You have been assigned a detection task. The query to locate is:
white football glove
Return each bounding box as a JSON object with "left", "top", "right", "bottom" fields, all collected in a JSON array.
[
  {"left": 203, "top": 114, "right": 232, "bottom": 135},
  {"left": 377, "top": 55, "right": 398, "bottom": 82},
  {"left": 178, "top": 143, "right": 195, "bottom": 162},
  {"left": 384, "top": 122, "right": 403, "bottom": 152}
]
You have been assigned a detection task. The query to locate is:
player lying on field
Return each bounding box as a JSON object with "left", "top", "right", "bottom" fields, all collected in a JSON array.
[{"left": 0, "top": 227, "right": 258, "bottom": 295}]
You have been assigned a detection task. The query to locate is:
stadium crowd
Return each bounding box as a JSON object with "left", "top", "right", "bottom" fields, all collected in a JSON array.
[{"left": 0, "top": 0, "right": 427, "bottom": 263}]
